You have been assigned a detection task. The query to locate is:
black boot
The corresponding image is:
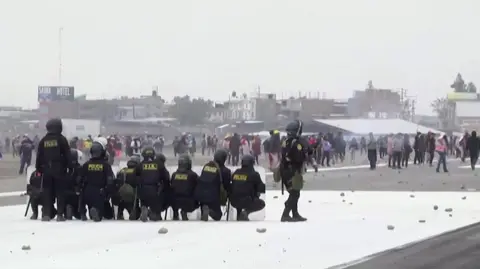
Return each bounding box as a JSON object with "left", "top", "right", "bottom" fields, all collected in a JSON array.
[
  {"left": 140, "top": 206, "right": 149, "bottom": 222},
  {"left": 41, "top": 207, "right": 51, "bottom": 222},
  {"left": 201, "top": 205, "right": 209, "bottom": 221},
  {"left": 180, "top": 210, "right": 189, "bottom": 221},
  {"left": 237, "top": 209, "right": 249, "bottom": 221},
  {"left": 129, "top": 209, "right": 138, "bottom": 221},
  {"left": 56, "top": 214, "right": 66, "bottom": 222},
  {"left": 90, "top": 208, "right": 101, "bottom": 222},
  {"left": 292, "top": 205, "right": 307, "bottom": 222},
  {"left": 117, "top": 211, "right": 125, "bottom": 220},
  {"left": 65, "top": 205, "right": 74, "bottom": 220},
  {"left": 81, "top": 213, "right": 88, "bottom": 221},
  {"left": 30, "top": 206, "right": 39, "bottom": 220},
  {"left": 150, "top": 212, "right": 162, "bottom": 221},
  {"left": 173, "top": 210, "right": 180, "bottom": 221},
  {"left": 30, "top": 210, "right": 38, "bottom": 220},
  {"left": 281, "top": 205, "right": 294, "bottom": 222}
]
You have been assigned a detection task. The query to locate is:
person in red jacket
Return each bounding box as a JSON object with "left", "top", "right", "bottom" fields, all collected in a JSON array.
[{"left": 251, "top": 135, "right": 262, "bottom": 165}]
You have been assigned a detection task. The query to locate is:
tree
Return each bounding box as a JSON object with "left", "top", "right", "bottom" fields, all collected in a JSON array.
[
  {"left": 451, "top": 73, "right": 466, "bottom": 92},
  {"left": 367, "top": 80, "right": 374, "bottom": 90},
  {"left": 169, "top": 95, "right": 213, "bottom": 125},
  {"left": 466, "top": 82, "right": 477, "bottom": 93},
  {"left": 431, "top": 97, "right": 449, "bottom": 128}
]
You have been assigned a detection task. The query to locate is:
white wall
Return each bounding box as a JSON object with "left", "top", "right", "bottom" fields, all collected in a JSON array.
[{"left": 456, "top": 102, "right": 480, "bottom": 117}]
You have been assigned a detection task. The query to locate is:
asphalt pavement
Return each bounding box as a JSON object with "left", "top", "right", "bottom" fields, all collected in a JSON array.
[
  {"left": 1, "top": 155, "right": 477, "bottom": 206},
  {"left": 338, "top": 221, "right": 480, "bottom": 269}
]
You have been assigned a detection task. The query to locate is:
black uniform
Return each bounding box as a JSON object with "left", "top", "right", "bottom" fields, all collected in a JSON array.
[
  {"left": 280, "top": 120, "right": 311, "bottom": 222},
  {"left": 65, "top": 149, "right": 83, "bottom": 220},
  {"left": 230, "top": 154, "right": 266, "bottom": 221},
  {"left": 170, "top": 154, "right": 198, "bottom": 221},
  {"left": 135, "top": 147, "right": 170, "bottom": 221},
  {"left": 35, "top": 118, "right": 72, "bottom": 221},
  {"left": 114, "top": 155, "right": 141, "bottom": 220},
  {"left": 467, "top": 131, "right": 480, "bottom": 170},
  {"left": 195, "top": 149, "right": 232, "bottom": 221},
  {"left": 78, "top": 142, "right": 115, "bottom": 222},
  {"left": 26, "top": 170, "right": 56, "bottom": 220}
]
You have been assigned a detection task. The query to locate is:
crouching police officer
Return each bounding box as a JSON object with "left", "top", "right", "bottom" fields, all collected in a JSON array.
[
  {"left": 114, "top": 155, "right": 141, "bottom": 220},
  {"left": 26, "top": 170, "right": 56, "bottom": 220},
  {"left": 195, "top": 149, "right": 232, "bottom": 221},
  {"left": 279, "top": 120, "right": 313, "bottom": 222},
  {"left": 35, "top": 118, "right": 72, "bottom": 221},
  {"left": 170, "top": 154, "right": 199, "bottom": 220},
  {"left": 230, "top": 154, "right": 266, "bottom": 221},
  {"left": 78, "top": 142, "right": 115, "bottom": 222},
  {"left": 136, "top": 147, "right": 170, "bottom": 222},
  {"left": 65, "top": 149, "right": 82, "bottom": 220}
]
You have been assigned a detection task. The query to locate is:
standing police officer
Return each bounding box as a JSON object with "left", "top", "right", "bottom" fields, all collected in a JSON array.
[
  {"left": 35, "top": 118, "right": 72, "bottom": 221},
  {"left": 279, "top": 120, "right": 315, "bottom": 222}
]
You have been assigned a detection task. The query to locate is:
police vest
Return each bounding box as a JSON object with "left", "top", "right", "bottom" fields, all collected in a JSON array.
[
  {"left": 231, "top": 172, "right": 250, "bottom": 197},
  {"left": 199, "top": 164, "right": 219, "bottom": 184}
]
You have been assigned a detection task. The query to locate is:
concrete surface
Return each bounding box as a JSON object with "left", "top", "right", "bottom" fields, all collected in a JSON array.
[{"left": 2, "top": 190, "right": 480, "bottom": 269}]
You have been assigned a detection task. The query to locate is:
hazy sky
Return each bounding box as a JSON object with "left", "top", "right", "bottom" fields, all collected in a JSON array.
[{"left": 0, "top": 0, "right": 478, "bottom": 114}]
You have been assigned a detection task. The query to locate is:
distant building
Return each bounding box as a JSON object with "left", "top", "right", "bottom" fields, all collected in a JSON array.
[
  {"left": 208, "top": 103, "right": 228, "bottom": 123},
  {"left": 225, "top": 93, "right": 277, "bottom": 122},
  {"left": 446, "top": 92, "right": 480, "bottom": 130},
  {"left": 43, "top": 91, "right": 166, "bottom": 122},
  {"left": 347, "top": 88, "right": 402, "bottom": 118},
  {"left": 279, "top": 98, "right": 349, "bottom": 120}
]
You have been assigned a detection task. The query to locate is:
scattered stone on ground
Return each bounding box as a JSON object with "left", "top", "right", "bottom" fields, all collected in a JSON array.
[{"left": 158, "top": 227, "right": 168, "bottom": 234}]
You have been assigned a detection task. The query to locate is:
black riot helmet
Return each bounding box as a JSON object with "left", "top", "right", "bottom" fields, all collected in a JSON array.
[
  {"left": 155, "top": 152, "right": 166, "bottom": 164},
  {"left": 285, "top": 119, "right": 303, "bottom": 138},
  {"left": 46, "top": 118, "right": 63, "bottom": 134},
  {"left": 178, "top": 154, "right": 192, "bottom": 170},
  {"left": 127, "top": 155, "right": 141, "bottom": 168},
  {"left": 141, "top": 147, "right": 156, "bottom": 161},
  {"left": 213, "top": 149, "right": 228, "bottom": 165},
  {"left": 241, "top": 154, "right": 255, "bottom": 168},
  {"left": 90, "top": 142, "right": 104, "bottom": 159},
  {"left": 70, "top": 149, "right": 79, "bottom": 164}
]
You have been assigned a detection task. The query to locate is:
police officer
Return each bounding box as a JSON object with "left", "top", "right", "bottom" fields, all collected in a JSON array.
[
  {"left": 26, "top": 170, "right": 56, "bottom": 220},
  {"left": 35, "top": 118, "right": 72, "bottom": 221},
  {"left": 78, "top": 142, "right": 115, "bottom": 222},
  {"left": 65, "top": 149, "right": 82, "bottom": 220},
  {"left": 114, "top": 155, "right": 141, "bottom": 220},
  {"left": 195, "top": 149, "right": 232, "bottom": 221},
  {"left": 155, "top": 152, "right": 167, "bottom": 167},
  {"left": 136, "top": 147, "right": 170, "bottom": 222},
  {"left": 230, "top": 154, "right": 266, "bottom": 221},
  {"left": 279, "top": 120, "right": 314, "bottom": 222},
  {"left": 170, "top": 154, "right": 199, "bottom": 221}
]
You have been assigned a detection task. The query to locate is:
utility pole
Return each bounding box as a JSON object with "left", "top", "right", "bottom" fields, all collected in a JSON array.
[
  {"left": 411, "top": 99, "right": 416, "bottom": 121},
  {"left": 58, "top": 27, "right": 63, "bottom": 85},
  {"left": 399, "top": 88, "right": 408, "bottom": 120}
]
